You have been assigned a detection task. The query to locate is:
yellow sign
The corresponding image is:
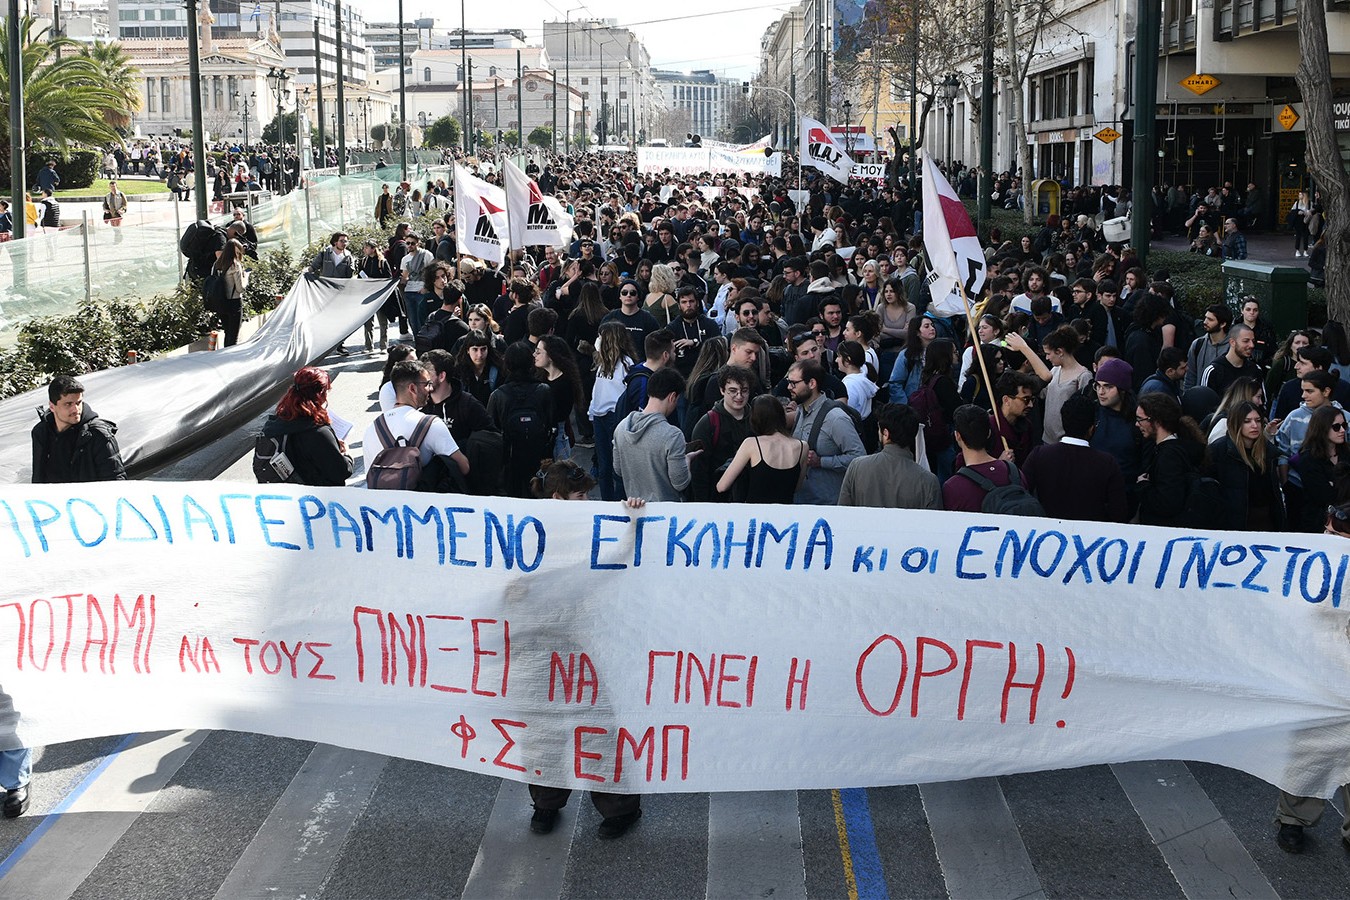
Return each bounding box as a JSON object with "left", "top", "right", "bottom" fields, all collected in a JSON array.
[
  {"left": 1093, "top": 127, "right": 1122, "bottom": 144},
  {"left": 1278, "top": 104, "right": 1300, "bottom": 130},
  {"left": 1180, "top": 74, "right": 1221, "bottom": 95}
]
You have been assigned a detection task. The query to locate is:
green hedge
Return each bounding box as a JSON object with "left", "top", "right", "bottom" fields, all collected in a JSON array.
[{"left": 24, "top": 148, "right": 101, "bottom": 191}]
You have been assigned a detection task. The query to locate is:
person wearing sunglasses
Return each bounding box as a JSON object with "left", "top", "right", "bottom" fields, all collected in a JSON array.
[
  {"left": 601, "top": 279, "right": 661, "bottom": 353},
  {"left": 1288, "top": 404, "right": 1346, "bottom": 533}
]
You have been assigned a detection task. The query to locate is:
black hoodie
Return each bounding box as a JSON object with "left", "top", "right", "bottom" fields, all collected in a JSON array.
[{"left": 259, "top": 415, "right": 352, "bottom": 486}]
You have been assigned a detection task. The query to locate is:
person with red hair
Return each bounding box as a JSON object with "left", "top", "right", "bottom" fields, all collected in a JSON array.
[{"left": 256, "top": 367, "right": 353, "bottom": 485}]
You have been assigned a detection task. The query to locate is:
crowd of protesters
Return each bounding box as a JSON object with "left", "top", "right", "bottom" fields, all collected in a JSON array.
[{"left": 132, "top": 144, "right": 1350, "bottom": 847}]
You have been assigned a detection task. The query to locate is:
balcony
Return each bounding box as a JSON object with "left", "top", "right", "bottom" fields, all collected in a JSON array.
[{"left": 1213, "top": 0, "right": 1299, "bottom": 40}]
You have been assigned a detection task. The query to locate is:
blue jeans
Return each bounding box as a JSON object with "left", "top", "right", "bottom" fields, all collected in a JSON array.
[
  {"left": 592, "top": 410, "right": 623, "bottom": 501},
  {"left": 405, "top": 291, "right": 426, "bottom": 337},
  {"left": 553, "top": 424, "right": 572, "bottom": 461},
  {"left": 0, "top": 747, "right": 32, "bottom": 790}
]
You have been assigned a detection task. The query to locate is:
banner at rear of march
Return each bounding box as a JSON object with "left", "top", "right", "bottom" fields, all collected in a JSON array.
[{"left": 3, "top": 482, "right": 1350, "bottom": 797}]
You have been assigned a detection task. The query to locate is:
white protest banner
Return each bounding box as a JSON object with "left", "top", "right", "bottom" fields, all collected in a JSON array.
[
  {"left": 453, "top": 164, "right": 509, "bottom": 264},
  {"left": 696, "top": 186, "right": 723, "bottom": 203},
  {"left": 638, "top": 141, "right": 781, "bottom": 177},
  {"left": 851, "top": 162, "right": 888, "bottom": 181},
  {"left": 921, "top": 150, "right": 986, "bottom": 316},
  {"left": 4, "top": 482, "right": 1350, "bottom": 797},
  {"left": 800, "top": 116, "right": 853, "bottom": 183},
  {"left": 503, "top": 159, "right": 574, "bottom": 251}
]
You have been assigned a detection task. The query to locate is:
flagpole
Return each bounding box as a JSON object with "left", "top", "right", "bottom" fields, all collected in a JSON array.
[{"left": 957, "top": 280, "right": 1006, "bottom": 449}]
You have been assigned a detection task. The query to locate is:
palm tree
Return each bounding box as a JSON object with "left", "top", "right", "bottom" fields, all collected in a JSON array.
[
  {"left": 0, "top": 17, "right": 132, "bottom": 184},
  {"left": 76, "top": 41, "right": 143, "bottom": 132}
]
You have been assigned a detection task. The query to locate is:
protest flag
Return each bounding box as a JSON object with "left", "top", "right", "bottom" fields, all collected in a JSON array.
[
  {"left": 453, "top": 164, "right": 509, "bottom": 265},
  {"left": 503, "top": 158, "right": 574, "bottom": 250},
  {"left": 799, "top": 116, "right": 853, "bottom": 184}
]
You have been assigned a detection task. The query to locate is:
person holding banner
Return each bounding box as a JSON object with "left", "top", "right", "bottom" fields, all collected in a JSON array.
[{"left": 526, "top": 461, "right": 644, "bottom": 838}]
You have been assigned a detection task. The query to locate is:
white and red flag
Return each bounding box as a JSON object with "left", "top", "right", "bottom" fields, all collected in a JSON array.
[
  {"left": 921, "top": 150, "right": 986, "bottom": 315},
  {"left": 799, "top": 116, "right": 853, "bottom": 183},
  {"left": 453, "top": 164, "right": 509, "bottom": 264},
  {"left": 503, "top": 158, "right": 574, "bottom": 250}
]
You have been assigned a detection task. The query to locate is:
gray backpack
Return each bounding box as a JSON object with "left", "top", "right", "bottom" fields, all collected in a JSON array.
[{"left": 956, "top": 461, "right": 1045, "bottom": 517}]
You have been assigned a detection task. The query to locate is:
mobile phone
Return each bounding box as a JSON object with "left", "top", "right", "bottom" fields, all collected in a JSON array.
[{"left": 685, "top": 440, "right": 705, "bottom": 454}]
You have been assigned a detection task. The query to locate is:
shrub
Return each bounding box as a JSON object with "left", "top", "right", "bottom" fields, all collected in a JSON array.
[{"left": 1147, "top": 249, "right": 1223, "bottom": 317}]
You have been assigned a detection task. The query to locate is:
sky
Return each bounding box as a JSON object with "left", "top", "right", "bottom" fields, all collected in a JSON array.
[{"left": 345, "top": 0, "right": 794, "bottom": 80}]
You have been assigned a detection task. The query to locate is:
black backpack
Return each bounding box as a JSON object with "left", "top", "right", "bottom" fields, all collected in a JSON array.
[
  {"left": 498, "top": 383, "right": 553, "bottom": 490},
  {"left": 203, "top": 271, "right": 228, "bottom": 313},
  {"left": 613, "top": 367, "right": 651, "bottom": 421},
  {"left": 415, "top": 311, "right": 467, "bottom": 354},
  {"left": 179, "top": 220, "right": 216, "bottom": 257},
  {"left": 956, "top": 461, "right": 1046, "bottom": 517},
  {"left": 253, "top": 433, "right": 302, "bottom": 484}
]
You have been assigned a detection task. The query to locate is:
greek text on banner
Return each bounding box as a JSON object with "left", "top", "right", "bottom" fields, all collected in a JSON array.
[{"left": 2, "top": 482, "right": 1349, "bottom": 797}]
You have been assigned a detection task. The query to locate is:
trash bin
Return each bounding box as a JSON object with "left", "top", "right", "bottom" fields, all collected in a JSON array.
[
  {"left": 1030, "top": 179, "right": 1060, "bottom": 218},
  {"left": 1222, "top": 261, "right": 1309, "bottom": 336}
]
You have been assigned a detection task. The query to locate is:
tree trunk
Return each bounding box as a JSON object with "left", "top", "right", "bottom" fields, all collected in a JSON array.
[
  {"left": 1295, "top": 0, "right": 1350, "bottom": 323},
  {"left": 1004, "top": 0, "right": 1035, "bottom": 223}
]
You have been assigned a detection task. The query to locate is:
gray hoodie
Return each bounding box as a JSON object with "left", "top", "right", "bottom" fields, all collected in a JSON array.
[{"left": 612, "top": 410, "right": 690, "bottom": 502}]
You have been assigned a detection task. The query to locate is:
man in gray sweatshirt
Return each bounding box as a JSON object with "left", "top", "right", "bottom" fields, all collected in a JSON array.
[{"left": 613, "top": 367, "right": 698, "bottom": 502}]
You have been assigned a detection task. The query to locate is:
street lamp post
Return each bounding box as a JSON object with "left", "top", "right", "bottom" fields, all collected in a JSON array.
[
  {"left": 940, "top": 73, "right": 959, "bottom": 167},
  {"left": 751, "top": 83, "right": 802, "bottom": 189},
  {"left": 267, "top": 66, "right": 291, "bottom": 191},
  {"left": 842, "top": 99, "right": 854, "bottom": 157},
  {"left": 234, "top": 91, "right": 255, "bottom": 147},
  {"left": 397, "top": 0, "right": 408, "bottom": 179}
]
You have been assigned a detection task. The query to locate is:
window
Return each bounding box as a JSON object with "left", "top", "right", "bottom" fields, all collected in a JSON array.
[
  {"left": 489, "top": 66, "right": 496, "bottom": 76},
  {"left": 161, "top": 78, "right": 171, "bottom": 114},
  {"left": 227, "top": 77, "right": 237, "bottom": 107},
  {"left": 147, "top": 78, "right": 157, "bottom": 113},
  {"left": 582, "top": 91, "right": 589, "bottom": 100},
  {"left": 581, "top": 77, "right": 589, "bottom": 85},
  {"left": 423, "top": 67, "right": 431, "bottom": 82}
]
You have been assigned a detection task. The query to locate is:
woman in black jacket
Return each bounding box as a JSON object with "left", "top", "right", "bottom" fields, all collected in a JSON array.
[
  {"left": 1136, "top": 392, "right": 1207, "bottom": 527},
  {"left": 256, "top": 367, "right": 353, "bottom": 486},
  {"left": 1291, "top": 404, "right": 1348, "bottom": 533},
  {"left": 1206, "top": 401, "right": 1284, "bottom": 531}
]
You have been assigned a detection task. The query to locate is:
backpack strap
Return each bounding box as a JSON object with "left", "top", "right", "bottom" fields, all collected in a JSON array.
[
  {"left": 373, "top": 414, "right": 399, "bottom": 449},
  {"left": 1004, "top": 461, "right": 1022, "bottom": 485},
  {"left": 406, "top": 414, "right": 436, "bottom": 450},
  {"left": 956, "top": 465, "right": 996, "bottom": 492},
  {"left": 807, "top": 398, "right": 839, "bottom": 452}
]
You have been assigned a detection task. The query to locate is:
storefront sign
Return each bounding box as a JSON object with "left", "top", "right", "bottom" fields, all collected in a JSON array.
[{"left": 1180, "top": 74, "right": 1221, "bottom": 95}]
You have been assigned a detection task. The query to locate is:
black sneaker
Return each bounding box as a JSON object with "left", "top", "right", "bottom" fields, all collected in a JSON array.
[
  {"left": 530, "top": 808, "right": 559, "bottom": 835},
  {"left": 1277, "top": 823, "right": 1305, "bottom": 854},
  {"left": 3, "top": 785, "right": 29, "bottom": 819},
  {"left": 597, "top": 808, "right": 641, "bottom": 839}
]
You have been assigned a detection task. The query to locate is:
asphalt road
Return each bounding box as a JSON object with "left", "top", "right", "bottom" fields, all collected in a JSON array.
[{"left": 2, "top": 345, "right": 1347, "bottom": 899}]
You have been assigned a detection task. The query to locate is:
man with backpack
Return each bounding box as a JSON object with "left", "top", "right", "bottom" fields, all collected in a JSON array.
[
  {"left": 613, "top": 367, "right": 697, "bottom": 503},
  {"left": 838, "top": 403, "right": 940, "bottom": 509},
  {"left": 487, "top": 342, "right": 555, "bottom": 498},
  {"left": 616, "top": 329, "right": 675, "bottom": 421},
  {"left": 688, "top": 365, "right": 755, "bottom": 501},
  {"left": 943, "top": 404, "right": 1040, "bottom": 514},
  {"left": 787, "top": 359, "right": 866, "bottom": 505},
  {"left": 416, "top": 276, "right": 471, "bottom": 354},
  {"left": 362, "top": 360, "right": 468, "bottom": 490}
]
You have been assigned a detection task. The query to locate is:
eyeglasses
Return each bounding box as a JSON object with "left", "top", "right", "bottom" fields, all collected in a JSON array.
[
  {"left": 723, "top": 387, "right": 749, "bottom": 397},
  {"left": 812, "top": 330, "right": 826, "bottom": 338},
  {"left": 785, "top": 378, "right": 804, "bottom": 388},
  {"left": 1333, "top": 422, "right": 1348, "bottom": 432},
  {"left": 619, "top": 289, "right": 638, "bottom": 296},
  {"left": 1015, "top": 395, "right": 1037, "bottom": 406},
  {"left": 1135, "top": 415, "right": 1153, "bottom": 424}
]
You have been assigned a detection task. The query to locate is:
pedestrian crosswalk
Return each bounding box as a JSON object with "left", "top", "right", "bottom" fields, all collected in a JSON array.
[{"left": 0, "top": 730, "right": 1345, "bottom": 899}]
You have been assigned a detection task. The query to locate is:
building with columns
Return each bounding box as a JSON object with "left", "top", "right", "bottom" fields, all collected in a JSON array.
[{"left": 122, "top": 35, "right": 288, "bottom": 141}]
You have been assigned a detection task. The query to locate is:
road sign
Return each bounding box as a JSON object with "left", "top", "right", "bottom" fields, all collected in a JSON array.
[
  {"left": 1180, "top": 74, "right": 1221, "bottom": 95},
  {"left": 1277, "top": 104, "right": 1300, "bottom": 130},
  {"left": 1093, "top": 126, "right": 1122, "bottom": 144}
]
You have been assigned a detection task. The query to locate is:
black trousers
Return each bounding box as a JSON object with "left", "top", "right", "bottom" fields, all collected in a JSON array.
[{"left": 528, "top": 785, "right": 639, "bottom": 819}]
